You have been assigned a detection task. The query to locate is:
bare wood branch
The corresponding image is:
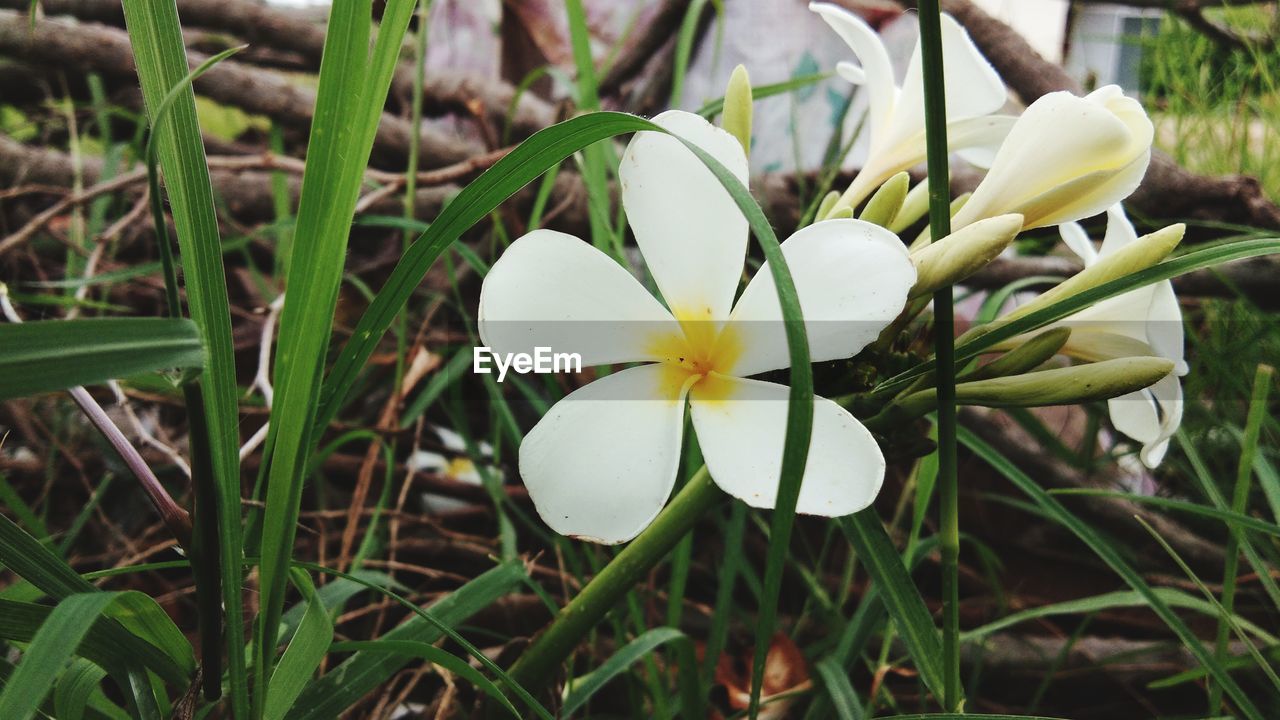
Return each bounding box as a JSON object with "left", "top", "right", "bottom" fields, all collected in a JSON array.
[
  {"left": 0, "top": 10, "right": 483, "bottom": 169},
  {"left": 1, "top": 0, "right": 558, "bottom": 139}
]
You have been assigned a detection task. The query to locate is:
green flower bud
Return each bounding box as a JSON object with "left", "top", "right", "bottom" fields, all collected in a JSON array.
[
  {"left": 869, "top": 356, "right": 1173, "bottom": 430},
  {"left": 955, "top": 356, "right": 1174, "bottom": 407},
  {"left": 891, "top": 177, "right": 932, "bottom": 234},
  {"left": 858, "top": 172, "right": 910, "bottom": 228},
  {"left": 815, "top": 190, "right": 841, "bottom": 223},
  {"left": 909, "top": 214, "right": 1023, "bottom": 298},
  {"left": 1004, "top": 223, "right": 1185, "bottom": 322},
  {"left": 960, "top": 326, "right": 1071, "bottom": 381},
  {"left": 723, "top": 64, "right": 753, "bottom": 157}
]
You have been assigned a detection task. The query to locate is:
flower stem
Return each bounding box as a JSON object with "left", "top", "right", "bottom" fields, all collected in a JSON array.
[
  {"left": 505, "top": 466, "right": 722, "bottom": 696},
  {"left": 915, "top": 0, "right": 963, "bottom": 711}
]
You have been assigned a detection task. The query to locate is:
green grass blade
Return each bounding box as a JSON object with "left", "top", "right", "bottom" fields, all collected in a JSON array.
[
  {"left": 330, "top": 641, "right": 521, "bottom": 718},
  {"left": 53, "top": 659, "right": 108, "bottom": 720},
  {"left": 962, "top": 587, "right": 1278, "bottom": 645},
  {"left": 255, "top": 2, "right": 416, "bottom": 712},
  {"left": 0, "top": 590, "right": 193, "bottom": 720},
  {"left": 958, "top": 425, "right": 1265, "bottom": 720},
  {"left": 839, "top": 512, "right": 946, "bottom": 701},
  {"left": 285, "top": 562, "right": 526, "bottom": 720},
  {"left": 875, "top": 238, "right": 1280, "bottom": 396},
  {"left": 263, "top": 571, "right": 333, "bottom": 720},
  {"left": 0, "top": 514, "right": 192, "bottom": 686},
  {"left": 813, "top": 656, "right": 865, "bottom": 720},
  {"left": 695, "top": 73, "right": 832, "bottom": 119},
  {"left": 0, "top": 593, "right": 121, "bottom": 720},
  {"left": 0, "top": 599, "right": 178, "bottom": 685},
  {"left": 1135, "top": 516, "right": 1280, "bottom": 694},
  {"left": 561, "top": 628, "right": 690, "bottom": 718},
  {"left": 119, "top": 0, "right": 248, "bottom": 711},
  {"left": 0, "top": 318, "right": 202, "bottom": 400},
  {"left": 1214, "top": 364, "right": 1275, "bottom": 710},
  {"left": 1048, "top": 489, "right": 1280, "bottom": 537}
]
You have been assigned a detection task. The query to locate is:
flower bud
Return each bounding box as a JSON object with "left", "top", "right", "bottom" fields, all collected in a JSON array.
[
  {"left": 961, "top": 326, "right": 1071, "bottom": 381},
  {"left": 873, "top": 356, "right": 1175, "bottom": 427},
  {"left": 909, "top": 214, "right": 1023, "bottom": 298},
  {"left": 723, "top": 64, "right": 753, "bottom": 157},
  {"left": 1004, "top": 223, "right": 1184, "bottom": 322},
  {"left": 891, "top": 177, "right": 932, "bottom": 233},
  {"left": 859, "top": 172, "right": 910, "bottom": 227},
  {"left": 951, "top": 86, "right": 1154, "bottom": 231},
  {"left": 954, "top": 356, "right": 1174, "bottom": 407},
  {"left": 816, "top": 190, "right": 841, "bottom": 222}
]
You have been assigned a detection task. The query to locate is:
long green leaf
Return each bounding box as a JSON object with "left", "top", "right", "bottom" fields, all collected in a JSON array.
[
  {"left": 254, "top": 3, "right": 416, "bottom": 713},
  {"left": 962, "top": 588, "right": 1278, "bottom": 645},
  {"left": 813, "top": 656, "right": 864, "bottom": 720},
  {"left": 561, "top": 628, "right": 690, "bottom": 718},
  {"left": 0, "top": 591, "right": 188, "bottom": 720},
  {"left": 0, "top": 593, "right": 120, "bottom": 720},
  {"left": 119, "top": 1, "right": 247, "bottom": 712},
  {"left": 876, "top": 238, "right": 1280, "bottom": 396},
  {"left": 1049, "top": 489, "right": 1280, "bottom": 537},
  {"left": 329, "top": 641, "right": 520, "bottom": 718},
  {"left": 959, "top": 426, "right": 1265, "bottom": 720},
  {"left": 0, "top": 514, "right": 192, "bottom": 685},
  {"left": 839, "top": 512, "right": 946, "bottom": 701},
  {"left": 53, "top": 659, "right": 108, "bottom": 720},
  {"left": 0, "top": 318, "right": 202, "bottom": 400},
  {"left": 285, "top": 562, "right": 525, "bottom": 720},
  {"left": 263, "top": 571, "right": 333, "bottom": 720}
]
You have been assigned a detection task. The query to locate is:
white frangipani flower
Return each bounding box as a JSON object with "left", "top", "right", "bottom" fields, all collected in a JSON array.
[
  {"left": 1057, "top": 205, "right": 1186, "bottom": 467},
  {"left": 951, "top": 87, "right": 1154, "bottom": 232},
  {"left": 810, "top": 2, "right": 1013, "bottom": 212},
  {"left": 479, "top": 110, "right": 916, "bottom": 544}
]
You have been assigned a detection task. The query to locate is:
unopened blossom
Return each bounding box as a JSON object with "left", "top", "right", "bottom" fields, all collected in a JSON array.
[
  {"left": 811, "top": 2, "right": 1013, "bottom": 213},
  {"left": 1055, "top": 205, "right": 1186, "bottom": 467},
  {"left": 479, "top": 110, "right": 916, "bottom": 543},
  {"left": 951, "top": 87, "right": 1154, "bottom": 232}
]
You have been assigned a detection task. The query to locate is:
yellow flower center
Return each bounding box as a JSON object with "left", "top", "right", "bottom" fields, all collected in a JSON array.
[{"left": 648, "top": 306, "right": 743, "bottom": 402}]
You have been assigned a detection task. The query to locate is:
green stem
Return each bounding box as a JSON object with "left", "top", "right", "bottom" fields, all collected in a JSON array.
[
  {"left": 505, "top": 466, "right": 722, "bottom": 695},
  {"left": 916, "top": 0, "right": 962, "bottom": 711},
  {"left": 1211, "top": 363, "right": 1273, "bottom": 712}
]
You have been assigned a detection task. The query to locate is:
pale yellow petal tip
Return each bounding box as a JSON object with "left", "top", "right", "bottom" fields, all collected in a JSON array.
[{"left": 723, "top": 64, "right": 753, "bottom": 157}]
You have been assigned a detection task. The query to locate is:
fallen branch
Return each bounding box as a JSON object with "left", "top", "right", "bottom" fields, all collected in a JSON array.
[
  {"left": 0, "top": 10, "right": 484, "bottom": 169},
  {"left": 4, "top": 0, "right": 557, "bottom": 139}
]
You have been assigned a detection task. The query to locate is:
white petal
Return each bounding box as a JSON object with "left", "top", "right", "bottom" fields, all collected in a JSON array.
[
  {"left": 690, "top": 376, "right": 885, "bottom": 516},
  {"left": 1063, "top": 283, "right": 1158, "bottom": 345},
  {"left": 950, "top": 115, "right": 1017, "bottom": 169},
  {"left": 1109, "top": 374, "right": 1182, "bottom": 468},
  {"left": 518, "top": 364, "right": 689, "bottom": 544},
  {"left": 836, "top": 61, "right": 867, "bottom": 85},
  {"left": 953, "top": 88, "right": 1153, "bottom": 230},
  {"left": 1097, "top": 204, "right": 1140, "bottom": 258},
  {"left": 724, "top": 219, "right": 915, "bottom": 377},
  {"left": 1146, "top": 280, "right": 1187, "bottom": 375},
  {"left": 1059, "top": 221, "right": 1100, "bottom": 266},
  {"left": 620, "top": 109, "right": 749, "bottom": 322},
  {"left": 891, "top": 14, "right": 1006, "bottom": 151},
  {"left": 479, "top": 229, "right": 680, "bottom": 367},
  {"left": 811, "top": 2, "right": 897, "bottom": 152}
]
